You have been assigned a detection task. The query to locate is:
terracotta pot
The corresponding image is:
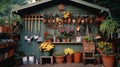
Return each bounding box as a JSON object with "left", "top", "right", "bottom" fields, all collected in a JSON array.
[
  {"left": 56, "top": 38, "right": 60, "bottom": 42},
  {"left": 62, "top": 39, "right": 67, "bottom": 42},
  {"left": 66, "top": 38, "right": 70, "bottom": 42},
  {"left": 77, "top": 18, "right": 81, "bottom": 24},
  {"left": 68, "top": 18, "right": 71, "bottom": 24},
  {"left": 66, "top": 55, "right": 73, "bottom": 63},
  {"left": 55, "top": 56, "right": 64, "bottom": 63},
  {"left": 8, "top": 49, "right": 14, "bottom": 57},
  {"left": 43, "top": 19, "right": 47, "bottom": 24},
  {"left": 102, "top": 54, "right": 115, "bottom": 67},
  {"left": 74, "top": 52, "right": 82, "bottom": 63},
  {"left": 46, "top": 39, "right": 52, "bottom": 42},
  {"left": 63, "top": 19, "right": 67, "bottom": 24}
]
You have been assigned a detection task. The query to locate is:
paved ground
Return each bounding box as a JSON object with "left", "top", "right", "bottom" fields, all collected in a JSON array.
[{"left": 15, "top": 63, "right": 104, "bottom": 67}]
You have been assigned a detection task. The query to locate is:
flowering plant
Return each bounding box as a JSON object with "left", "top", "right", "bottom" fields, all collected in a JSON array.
[
  {"left": 97, "top": 41, "right": 114, "bottom": 55},
  {"left": 64, "top": 48, "right": 74, "bottom": 55},
  {"left": 39, "top": 42, "right": 54, "bottom": 52},
  {"left": 58, "top": 26, "right": 74, "bottom": 38}
]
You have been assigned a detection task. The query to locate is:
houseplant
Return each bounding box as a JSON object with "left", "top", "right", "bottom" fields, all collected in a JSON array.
[
  {"left": 97, "top": 41, "right": 115, "bottom": 67},
  {"left": 82, "top": 35, "right": 93, "bottom": 43},
  {"left": 39, "top": 42, "right": 54, "bottom": 56},
  {"left": 53, "top": 51, "right": 65, "bottom": 64},
  {"left": 64, "top": 48, "right": 74, "bottom": 63},
  {"left": 45, "top": 34, "right": 53, "bottom": 42},
  {"left": 100, "top": 19, "right": 119, "bottom": 39}
]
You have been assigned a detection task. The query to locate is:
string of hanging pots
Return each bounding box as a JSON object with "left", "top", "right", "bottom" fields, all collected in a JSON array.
[{"left": 42, "top": 11, "right": 95, "bottom": 25}]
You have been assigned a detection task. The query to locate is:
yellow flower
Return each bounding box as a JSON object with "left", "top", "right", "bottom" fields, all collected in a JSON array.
[
  {"left": 64, "top": 48, "right": 74, "bottom": 55},
  {"left": 39, "top": 42, "right": 54, "bottom": 52}
]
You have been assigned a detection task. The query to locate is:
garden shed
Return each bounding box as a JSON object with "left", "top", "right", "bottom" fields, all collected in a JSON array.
[{"left": 11, "top": 0, "right": 110, "bottom": 58}]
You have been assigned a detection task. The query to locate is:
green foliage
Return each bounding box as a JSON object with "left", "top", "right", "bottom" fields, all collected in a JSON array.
[
  {"left": 100, "top": 19, "right": 120, "bottom": 39},
  {"left": 95, "top": 53, "right": 101, "bottom": 58},
  {"left": 45, "top": 34, "right": 53, "bottom": 40},
  {"left": 83, "top": 36, "right": 93, "bottom": 42}
]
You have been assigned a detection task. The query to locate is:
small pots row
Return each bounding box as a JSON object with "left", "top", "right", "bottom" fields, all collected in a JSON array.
[{"left": 54, "top": 52, "right": 82, "bottom": 63}]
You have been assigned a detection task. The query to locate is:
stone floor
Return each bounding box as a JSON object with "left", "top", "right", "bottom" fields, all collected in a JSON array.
[{"left": 15, "top": 63, "right": 104, "bottom": 67}]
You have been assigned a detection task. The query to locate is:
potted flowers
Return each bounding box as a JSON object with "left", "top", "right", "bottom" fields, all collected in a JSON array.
[
  {"left": 97, "top": 41, "right": 115, "bottom": 67},
  {"left": 64, "top": 48, "right": 74, "bottom": 63},
  {"left": 39, "top": 42, "right": 54, "bottom": 56}
]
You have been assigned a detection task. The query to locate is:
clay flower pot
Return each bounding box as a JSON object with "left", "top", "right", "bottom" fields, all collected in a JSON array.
[
  {"left": 102, "top": 54, "right": 115, "bottom": 67},
  {"left": 66, "top": 55, "right": 73, "bottom": 63},
  {"left": 74, "top": 52, "right": 82, "bottom": 63},
  {"left": 55, "top": 56, "right": 65, "bottom": 64}
]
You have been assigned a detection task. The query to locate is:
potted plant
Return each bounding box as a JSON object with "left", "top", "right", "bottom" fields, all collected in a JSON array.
[
  {"left": 82, "top": 36, "right": 93, "bottom": 43},
  {"left": 45, "top": 34, "right": 53, "bottom": 42},
  {"left": 39, "top": 42, "right": 54, "bottom": 56},
  {"left": 97, "top": 41, "right": 115, "bottom": 67},
  {"left": 64, "top": 48, "right": 74, "bottom": 63},
  {"left": 95, "top": 53, "right": 101, "bottom": 64},
  {"left": 53, "top": 51, "right": 65, "bottom": 64},
  {"left": 73, "top": 51, "right": 82, "bottom": 63},
  {"left": 100, "top": 19, "right": 119, "bottom": 40}
]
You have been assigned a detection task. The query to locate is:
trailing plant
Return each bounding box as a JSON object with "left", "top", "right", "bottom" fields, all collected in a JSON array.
[{"left": 100, "top": 19, "right": 119, "bottom": 39}]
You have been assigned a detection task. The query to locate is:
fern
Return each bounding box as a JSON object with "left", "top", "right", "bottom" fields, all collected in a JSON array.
[{"left": 100, "top": 19, "right": 119, "bottom": 39}]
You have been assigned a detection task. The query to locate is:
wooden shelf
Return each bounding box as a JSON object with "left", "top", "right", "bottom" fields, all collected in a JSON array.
[{"left": 52, "top": 42, "right": 82, "bottom": 44}]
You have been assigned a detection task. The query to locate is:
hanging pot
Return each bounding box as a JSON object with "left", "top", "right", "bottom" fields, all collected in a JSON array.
[
  {"left": 68, "top": 18, "right": 71, "bottom": 24},
  {"left": 89, "top": 19, "right": 93, "bottom": 24},
  {"left": 77, "top": 18, "right": 81, "bottom": 24},
  {"left": 63, "top": 19, "right": 67, "bottom": 24},
  {"left": 85, "top": 18, "right": 89, "bottom": 23},
  {"left": 43, "top": 19, "right": 47, "bottom": 24}
]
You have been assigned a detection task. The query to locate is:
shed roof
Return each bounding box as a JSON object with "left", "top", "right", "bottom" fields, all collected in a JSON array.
[{"left": 11, "top": 0, "right": 110, "bottom": 15}]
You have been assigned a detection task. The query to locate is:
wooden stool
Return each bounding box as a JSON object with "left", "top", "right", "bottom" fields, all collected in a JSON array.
[{"left": 40, "top": 56, "right": 53, "bottom": 64}]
